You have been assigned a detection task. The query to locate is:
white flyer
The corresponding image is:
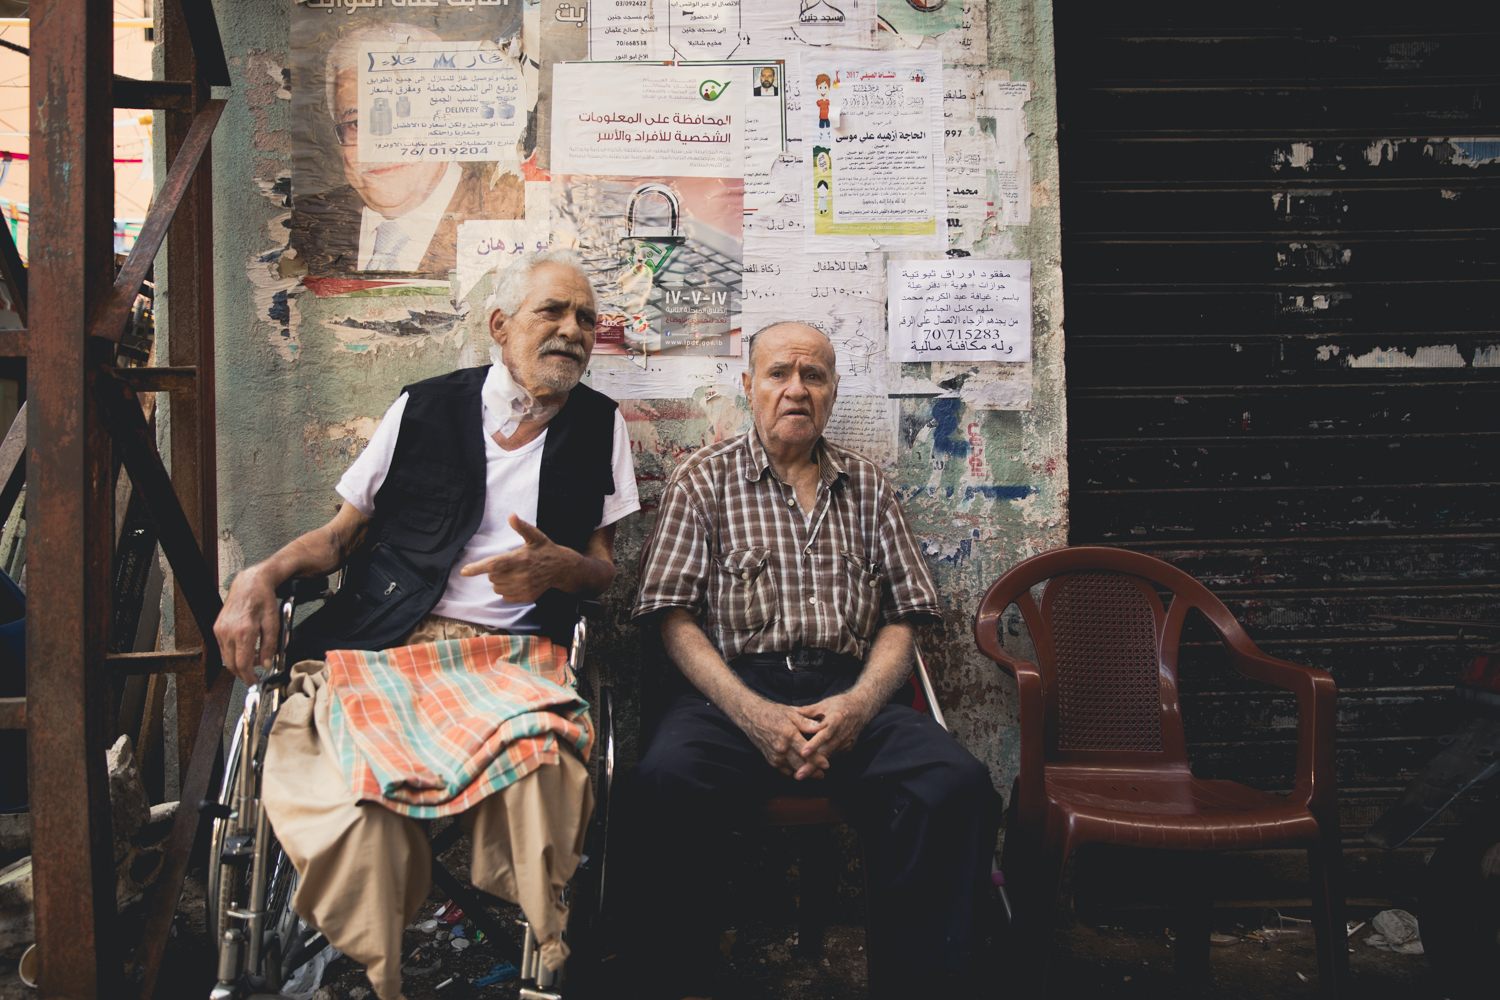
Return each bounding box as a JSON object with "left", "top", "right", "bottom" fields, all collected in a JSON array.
[
  {"left": 552, "top": 62, "right": 747, "bottom": 177},
  {"left": 888, "top": 259, "right": 1031, "bottom": 362},
  {"left": 356, "top": 41, "right": 524, "bottom": 163}
]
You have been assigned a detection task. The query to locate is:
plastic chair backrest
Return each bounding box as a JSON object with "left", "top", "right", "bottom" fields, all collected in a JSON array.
[{"left": 977, "top": 547, "right": 1261, "bottom": 770}]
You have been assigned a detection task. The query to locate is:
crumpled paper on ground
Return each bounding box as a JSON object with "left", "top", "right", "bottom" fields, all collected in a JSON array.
[{"left": 1364, "top": 908, "right": 1424, "bottom": 954}]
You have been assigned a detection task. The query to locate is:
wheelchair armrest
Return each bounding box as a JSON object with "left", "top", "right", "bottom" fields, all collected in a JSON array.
[{"left": 577, "top": 599, "right": 606, "bottom": 621}]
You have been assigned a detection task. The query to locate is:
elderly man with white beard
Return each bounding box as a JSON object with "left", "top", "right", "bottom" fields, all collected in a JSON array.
[{"left": 213, "top": 251, "right": 638, "bottom": 1000}]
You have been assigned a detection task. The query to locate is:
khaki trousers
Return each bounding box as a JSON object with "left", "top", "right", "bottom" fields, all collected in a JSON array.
[{"left": 262, "top": 616, "right": 593, "bottom": 1000}]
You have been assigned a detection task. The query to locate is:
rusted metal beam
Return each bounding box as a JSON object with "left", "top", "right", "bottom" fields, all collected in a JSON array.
[
  {"left": 0, "top": 401, "right": 24, "bottom": 524},
  {"left": 178, "top": 0, "right": 231, "bottom": 88},
  {"left": 106, "top": 649, "right": 205, "bottom": 676},
  {"left": 26, "top": 0, "right": 121, "bottom": 993},
  {"left": 112, "top": 77, "right": 195, "bottom": 110},
  {"left": 96, "top": 372, "right": 223, "bottom": 655},
  {"left": 0, "top": 697, "right": 23, "bottom": 731},
  {"left": 125, "top": 667, "right": 236, "bottom": 999},
  {"left": 86, "top": 98, "right": 224, "bottom": 346},
  {"left": 112, "top": 365, "right": 197, "bottom": 393},
  {"left": 0, "top": 330, "right": 24, "bottom": 357}
]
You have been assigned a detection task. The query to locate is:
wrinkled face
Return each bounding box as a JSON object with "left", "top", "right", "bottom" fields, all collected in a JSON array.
[
  {"left": 760, "top": 68, "right": 776, "bottom": 89},
  {"left": 491, "top": 263, "right": 598, "bottom": 399},
  {"left": 742, "top": 324, "right": 839, "bottom": 454},
  {"left": 334, "top": 70, "right": 446, "bottom": 217}
]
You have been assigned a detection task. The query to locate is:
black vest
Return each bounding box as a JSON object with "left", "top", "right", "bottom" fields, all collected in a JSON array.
[{"left": 288, "top": 367, "right": 618, "bottom": 659}]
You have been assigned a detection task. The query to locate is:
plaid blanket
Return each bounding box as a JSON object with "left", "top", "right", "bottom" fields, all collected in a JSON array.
[{"left": 324, "top": 634, "right": 593, "bottom": 819}]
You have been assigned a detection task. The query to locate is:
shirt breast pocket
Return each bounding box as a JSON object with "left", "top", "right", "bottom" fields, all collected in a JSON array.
[
  {"left": 711, "top": 547, "right": 778, "bottom": 632},
  {"left": 839, "top": 551, "right": 884, "bottom": 639}
]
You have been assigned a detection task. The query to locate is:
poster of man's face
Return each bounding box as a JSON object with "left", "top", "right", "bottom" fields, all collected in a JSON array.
[
  {"left": 288, "top": 2, "right": 531, "bottom": 279},
  {"left": 754, "top": 66, "right": 779, "bottom": 96}
]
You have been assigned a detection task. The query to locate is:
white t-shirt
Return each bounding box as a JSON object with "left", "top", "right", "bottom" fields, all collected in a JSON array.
[{"left": 336, "top": 371, "right": 640, "bottom": 631}]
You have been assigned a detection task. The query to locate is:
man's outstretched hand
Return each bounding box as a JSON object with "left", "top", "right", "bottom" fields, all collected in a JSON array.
[{"left": 460, "top": 514, "right": 579, "bottom": 604}]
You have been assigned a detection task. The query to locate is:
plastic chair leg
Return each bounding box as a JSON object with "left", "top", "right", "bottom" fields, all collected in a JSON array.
[
  {"left": 796, "top": 825, "right": 836, "bottom": 958},
  {"left": 1172, "top": 853, "right": 1213, "bottom": 980},
  {"left": 1307, "top": 824, "right": 1349, "bottom": 999}
]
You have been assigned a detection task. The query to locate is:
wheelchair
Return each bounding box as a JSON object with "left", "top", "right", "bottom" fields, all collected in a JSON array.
[{"left": 205, "top": 576, "right": 615, "bottom": 1000}]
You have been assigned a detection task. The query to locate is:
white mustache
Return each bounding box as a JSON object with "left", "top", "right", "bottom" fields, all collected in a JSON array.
[{"left": 538, "top": 338, "right": 586, "bottom": 362}]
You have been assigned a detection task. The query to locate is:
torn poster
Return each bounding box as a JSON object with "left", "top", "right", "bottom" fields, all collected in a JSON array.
[
  {"left": 982, "top": 78, "right": 1031, "bottom": 227},
  {"left": 585, "top": 353, "right": 744, "bottom": 399},
  {"left": 552, "top": 63, "right": 745, "bottom": 356},
  {"left": 289, "top": 2, "right": 530, "bottom": 280},
  {"left": 803, "top": 50, "right": 945, "bottom": 249},
  {"left": 741, "top": 252, "right": 888, "bottom": 396},
  {"left": 824, "top": 395, "right": 898, "bottom": 466},
  {"left": 455, "top": 218, "right": 548, "bottom": 304},
  {"left": 888, "top": 259, "right": 1031, "bottom": 361},
  {"left": 537, "top": 0, "right": 590, "bottom": 171},
  {"left": 943, "top": 68, "right": 996, "bottom": 250},
  {"left": 876, "top": 0, "right": 987, "bottom": 65},
  {"left": 355, "top": 40, "right": 524, "bottom": 164},
  {"left": 877, "top": 0, "right": 963, "bottom": 37},
  {"left": 740, "top": 0, "right": 878, "bottom": 51}
]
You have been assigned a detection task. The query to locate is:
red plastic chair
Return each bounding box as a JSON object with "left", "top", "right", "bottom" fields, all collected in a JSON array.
[{"left": 974, "top": 547, "right": 1346, "bottom": 997}]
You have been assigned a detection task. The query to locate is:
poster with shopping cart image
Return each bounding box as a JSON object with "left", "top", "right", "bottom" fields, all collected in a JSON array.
[{"left": 550, "top": 62, "right": 747, "bottom": 355}]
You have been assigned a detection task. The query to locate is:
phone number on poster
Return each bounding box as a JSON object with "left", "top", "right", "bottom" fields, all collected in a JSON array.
[{"left": 400, "top": 146, "right": 493, "bottom": 157}]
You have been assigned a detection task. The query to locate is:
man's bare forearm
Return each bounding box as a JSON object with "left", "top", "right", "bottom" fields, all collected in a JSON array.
[
  {"left": 660, "top": 608, "right": 756, "bottom": 716},
  {"left": 240, "top": 504, "right": 370, "bottom": 588},
  {"left": 845, "top": 620, "right": 916, "bottom": 712}
]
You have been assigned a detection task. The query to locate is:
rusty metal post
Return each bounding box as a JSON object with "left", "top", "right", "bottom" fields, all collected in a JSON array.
[
  {"left": 26, "top": 0, "right": 122, "bottom": 994},
  {"left": 161, "top": 0, "right": 218, "bottom": 784}
]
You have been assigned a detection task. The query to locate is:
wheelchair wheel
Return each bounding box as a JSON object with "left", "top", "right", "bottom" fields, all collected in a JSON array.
[
  {"left": 560, "top": 686, "right": 615, "bottom": 995},
  {"left": 206, "top": 710, "right": 303, "bottom": 990}
]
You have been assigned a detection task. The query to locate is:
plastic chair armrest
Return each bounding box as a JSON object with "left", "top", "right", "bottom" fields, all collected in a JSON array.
[{"left": 1230, "top": 648, "right": 1339, "bottom": 810}]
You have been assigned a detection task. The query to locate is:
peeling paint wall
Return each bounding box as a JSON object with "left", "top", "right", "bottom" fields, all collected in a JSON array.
[{"left": 204, "top": 0, "right": 1067, "bottom": 801}]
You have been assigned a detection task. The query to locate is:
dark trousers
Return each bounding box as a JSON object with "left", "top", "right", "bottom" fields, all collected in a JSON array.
[{"left": 633, "top": 662, "right": 1002, "bottom": 996}]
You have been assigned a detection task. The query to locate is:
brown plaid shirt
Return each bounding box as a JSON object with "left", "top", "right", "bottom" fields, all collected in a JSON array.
[{"left": 632, "top": 429, "right": 941, "bottom": 662}]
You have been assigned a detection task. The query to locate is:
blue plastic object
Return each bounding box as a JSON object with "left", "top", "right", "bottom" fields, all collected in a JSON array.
[{"left": 473, "top": 962, "right": 519, "bottom": 986}]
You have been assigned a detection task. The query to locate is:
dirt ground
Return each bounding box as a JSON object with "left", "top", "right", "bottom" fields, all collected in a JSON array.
[{"left": 0, "top": 834, "right": 1456, "bottom": 999}]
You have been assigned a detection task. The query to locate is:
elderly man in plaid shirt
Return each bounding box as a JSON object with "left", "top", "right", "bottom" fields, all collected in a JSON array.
[{"left": 631, "top": 322, "right": 1002, "bottom": 999}]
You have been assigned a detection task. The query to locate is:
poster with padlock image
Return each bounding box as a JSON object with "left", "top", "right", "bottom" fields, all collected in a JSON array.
[
  {"left": 551, "top": 174, "right": 743, "bottom": 356},
  {"left": 287, "top": 1, "right": 533, "bottom": 280},
  {"left": 550, "top": 62, "right": 746, "bottom": 356}
]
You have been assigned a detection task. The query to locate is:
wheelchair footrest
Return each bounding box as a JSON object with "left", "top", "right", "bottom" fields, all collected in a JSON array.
[{"left": 519, "top": 988, "right": 562, "bottom": 1000}]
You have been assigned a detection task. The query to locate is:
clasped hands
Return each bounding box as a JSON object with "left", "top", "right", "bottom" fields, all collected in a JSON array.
[{"left": 732, "top": 689, "right": 880, "bottom": 781}]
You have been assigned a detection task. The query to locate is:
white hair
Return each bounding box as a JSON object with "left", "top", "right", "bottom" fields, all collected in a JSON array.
[
  {"left": 323, "top": 22, "right": 442, "bottom": 117},
  {"left": 485, "top": 249, "right": 596, "bottom": 321}
]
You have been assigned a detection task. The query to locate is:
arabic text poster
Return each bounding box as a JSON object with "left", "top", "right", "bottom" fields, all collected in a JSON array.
[
  {"left": 803, "top": 51, "right": 945, "bottom": 248},
  {"left": 552, "top": 62, "right": 747, "bottom": 177},
  {"left": 356, "top": 41, "right": 524, "bottom": 163},
  {"left": 588, "top": 0, "right": 664, "bottom": 61},
  {"left": 455, "top": 219, "right": 547, "bottom": 302},
  {"left": 888, "top": 259, "right": 1031, "bottom": 362}
]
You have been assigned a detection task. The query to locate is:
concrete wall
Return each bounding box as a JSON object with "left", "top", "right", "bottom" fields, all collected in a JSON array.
[{"left": 201, "top": 0, "right": 1066, "bottom": 806}]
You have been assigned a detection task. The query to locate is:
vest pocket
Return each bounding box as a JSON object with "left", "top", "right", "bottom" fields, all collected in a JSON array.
[
  {"left": 382, "top": 474, "right": 464, "bottom": 552},
  {"left": 340, "top": 542, "right": 435, "bottom": 638},
  {"left": 712, "top": 547, "right": 778, "bottom": 632}
]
